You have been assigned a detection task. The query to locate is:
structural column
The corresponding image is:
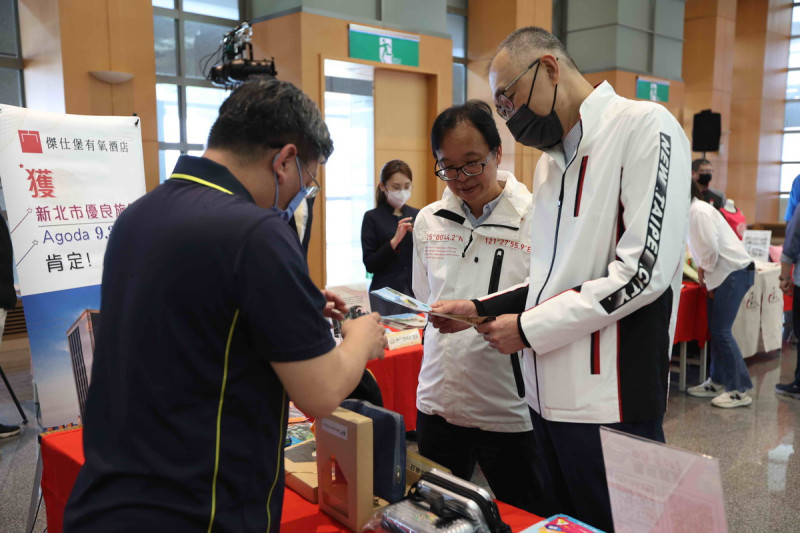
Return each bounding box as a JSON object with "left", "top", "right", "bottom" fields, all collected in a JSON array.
[
  {"left": 682, "top": 0, "right": 737, "bottom": 194},
  {"left": 19, "top": 0, "right": 159, "bottom": 192},
  {"left": 728, "top": 0, "right": 791, "bottom": 222},
  {"left": 466, "top": 0, "right": 552, "bottom": 188}
]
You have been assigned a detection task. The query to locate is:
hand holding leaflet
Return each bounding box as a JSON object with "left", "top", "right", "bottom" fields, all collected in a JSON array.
[{"left": 370, "top": 288, "right": 494, "bottom": 327}]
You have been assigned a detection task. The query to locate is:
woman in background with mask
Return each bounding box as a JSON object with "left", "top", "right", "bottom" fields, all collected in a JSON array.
[{"left": 361, "top": 160, "right": 419, "bottom": 316}]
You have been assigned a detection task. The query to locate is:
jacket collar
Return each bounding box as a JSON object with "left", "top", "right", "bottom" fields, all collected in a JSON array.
[
  {"left": 437, "top": 171, "right": 530, "bottom": 229},
  {"left": 168, "top": 155, "right": 255, "bottom": 203},
  {"left": 544, "top": 81, "right": 618, "bottom": 171}
]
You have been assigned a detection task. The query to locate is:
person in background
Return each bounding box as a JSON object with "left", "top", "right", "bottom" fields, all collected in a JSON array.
[
  {"left": 685, "top": 180, "right": 755, "bottom": 408},
  {"left": 692, "top": 158, "right": 725, "bottom": 209},
  {"left": 412, "top": 100, "right": 544, "bottom": 515},
  {"left": 776, "top": 202, "right": 800, "bottom": 399},
  {"left": 362, "top": 160, "right": 419, "bottom": 316},
  {"left": 0, "top": 215, "right": 20, "bottom": 440},
  {"left": 64, "top": 79, "right": 387, "bottom": 532}
]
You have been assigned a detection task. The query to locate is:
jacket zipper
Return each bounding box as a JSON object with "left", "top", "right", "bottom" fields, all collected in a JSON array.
[
  {"left": 487, "top": 248, "right": 526, "bottom": 399},
  {"left": 532, "top": 123, "right": 583, "bottom": 414}
]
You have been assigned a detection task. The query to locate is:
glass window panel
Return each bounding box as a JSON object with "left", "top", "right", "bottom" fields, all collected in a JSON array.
[
  {"left": 790, "top": 38, "right": 800, "bottom": 69},
  {"left": 154, "top": 16, "right": 178, "bottom": 76},
  {"left": 453, "top": 63, "right": 466, "bottom": 105},
  {"left": 782, "top": 132, "right": 800, "bottom": 162},
  {"left": 159, "top": 150, "right": 182, "bottom": 183},
  {"left": 446, "top": 14, "right": 466, "bottom": 58},
  {"left": 786, "top": 101, "right": 800, "bottom": 131},
  {"left": 156, "top": 83, "right": 181, "bottom": 143},
  {"left": 0, "top": 1, "right": 18, "bottom": 56},
  {"left": 793, "top": 6, "right": 800, "bottom": 36},
  {"left": 0, "top": 68, "right": 22, "bottom": 107},
  {"left": 185, "top": 86, "right": 228, "bottom": 144},
  {"left": 152, "top": 0, "right": 175, "bottom": 8},
  {"left": 323, "top": 90, "right": 373, "bottom": 286},
  {"left": 787, "top": 71, "right": 800, "bottom": 100},
  {"left": 188, "top": 150, "right": 205, "bottom": 157},
  {"left": 782, "top": 163, "right": 800, "bottom": 192},
  {"left": 183, "top": 20, "right": 231, "bottom": 79},
  {"left": 183, "top": 0, "right": 239, "bottom": 20}
]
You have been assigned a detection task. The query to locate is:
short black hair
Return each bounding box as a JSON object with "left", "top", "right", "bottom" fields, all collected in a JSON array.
[
  {"left": 207, "top": 78, "right": 333, "bottom": 164},
  {"left": 430, "top": 100, "right": 501, "bottom": 158},
  {"left": 495, "top": 26, "right": 579, "bottom": 71},
  {"left": 692, "top": 158, "right": 711, "bottom": 172}
]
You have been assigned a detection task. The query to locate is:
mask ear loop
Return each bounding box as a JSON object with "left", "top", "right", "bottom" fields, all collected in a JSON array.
[
  {"left": 272, "top": 153, "right": 281, "bottom": 210},
  {"left": 550, "top": 83, "right": 559, "bottom": 114},
  {"left": 524, "top": 61, "right": 540, "bottom": 107}
]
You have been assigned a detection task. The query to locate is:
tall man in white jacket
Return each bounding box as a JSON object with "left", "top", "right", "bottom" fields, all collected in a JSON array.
[{"left": 431, "top": 27, "right": 691, "bottom": 532}]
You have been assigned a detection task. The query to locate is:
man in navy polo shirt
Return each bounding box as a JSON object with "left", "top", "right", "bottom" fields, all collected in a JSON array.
[{"left": 64, "top": 79, "right": 387, "bottom": 532}]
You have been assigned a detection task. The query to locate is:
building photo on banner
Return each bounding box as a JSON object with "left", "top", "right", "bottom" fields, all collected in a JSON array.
[{"left": 0, "top": 104, "right": 145, "bottom": 427}]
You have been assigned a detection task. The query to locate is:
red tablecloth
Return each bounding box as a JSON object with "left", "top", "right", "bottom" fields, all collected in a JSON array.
[
  {"left": 368, "top": 343, "right": 423, "bottom": 432},
  {"left": 674, "top": 282, "right": 709, "bottom": 347},
  {"left": 41, "top": 427, "right": 541, "bottom": 533}
]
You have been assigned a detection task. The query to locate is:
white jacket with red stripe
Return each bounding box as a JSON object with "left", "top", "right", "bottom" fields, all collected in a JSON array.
[
  {"left": 413, "top": 172, "right": 533, "bottom": 432},
  {"left": 477, "top": 82, "right": 691, "bottom": 424}
]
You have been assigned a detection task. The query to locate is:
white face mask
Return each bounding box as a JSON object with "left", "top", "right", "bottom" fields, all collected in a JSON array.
[{"left": 386, "top": 189, "right": 411, "bottom": 209}]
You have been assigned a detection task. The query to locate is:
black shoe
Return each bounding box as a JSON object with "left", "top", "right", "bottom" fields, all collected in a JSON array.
[
  {"left": 0, "top": 423, "right": 20, "bottom": 438},
  {"left": 775, "top": 382, "right": 800, "bottom": 399}
]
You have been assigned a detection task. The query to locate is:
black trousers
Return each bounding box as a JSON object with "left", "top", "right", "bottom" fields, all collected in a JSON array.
[
  {"left": 416, "top": 410, "right": 550, "bottom": 516},
  {"left": 529, "top": 407, "right": 665, "bottom": 533}
]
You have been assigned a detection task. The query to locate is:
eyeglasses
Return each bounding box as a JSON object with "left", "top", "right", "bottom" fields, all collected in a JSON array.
[
  {"left": 495, "top": 59, "right": 540, "bottom": 120},
  {"left": 298, "top": 158, "right": 321, "bottom": 198},
  {"left": 434, "top": 156, "right": 491, "bottom": 181}
]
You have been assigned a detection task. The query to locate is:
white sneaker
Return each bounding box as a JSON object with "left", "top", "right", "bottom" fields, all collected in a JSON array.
[
  {"left": 687, "top": 378, "right": 726, "bottom": 398},
  {"left": 711, "top": 390, "right": 753, "bottom": 408}
]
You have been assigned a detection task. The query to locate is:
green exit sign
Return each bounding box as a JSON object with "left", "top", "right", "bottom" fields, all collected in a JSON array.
[
  {"left": 349, "top": 24, "right": 420, "bottom": 67},
  {"left": 636, "top": 78, "right": 670, "bottom": 103}
]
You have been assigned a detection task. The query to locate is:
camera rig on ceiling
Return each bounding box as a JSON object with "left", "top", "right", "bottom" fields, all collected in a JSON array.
[{"left": 205, "top": 22, "right": 277, "bottom": 88}]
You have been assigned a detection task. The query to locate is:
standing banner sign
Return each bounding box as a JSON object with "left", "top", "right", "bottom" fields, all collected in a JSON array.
[{"left": 0, "top": 104, "right": 146, "bottom": 426}]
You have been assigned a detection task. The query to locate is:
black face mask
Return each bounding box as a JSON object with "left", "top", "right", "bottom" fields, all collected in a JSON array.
[
  {"left": 505, "top": 62, "right": 563, "bottom": 150},
  {"left": 697, "top": 173, "right": 712, "bottom": 186}
]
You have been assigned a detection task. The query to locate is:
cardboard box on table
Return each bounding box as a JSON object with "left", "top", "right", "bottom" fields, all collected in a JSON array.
[
  {"left": 287, "top": 406, "right": 451, "bottom": 530},
  {"left": 316, "top": 407, "right": 374, "bottom": 532}
]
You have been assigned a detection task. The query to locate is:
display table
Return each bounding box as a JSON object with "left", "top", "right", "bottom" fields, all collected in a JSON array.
[
  {"left": 367, "top": 343, "right": 423, "bottom": 432},
  {"left": 670, "top": 282, "right": 710, "bottom": 392},
  {"left": 40, "top": 427, "right": 542, "bottom": 533}
]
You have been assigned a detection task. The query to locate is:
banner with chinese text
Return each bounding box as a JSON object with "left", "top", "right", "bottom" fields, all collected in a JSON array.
[{"left": 0, "top": 104, "right": 145, "bottom": 426}]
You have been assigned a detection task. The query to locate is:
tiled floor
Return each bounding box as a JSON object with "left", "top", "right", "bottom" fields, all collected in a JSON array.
[{"left": 1, "top": 339, "right": 799, "bottom": 532}]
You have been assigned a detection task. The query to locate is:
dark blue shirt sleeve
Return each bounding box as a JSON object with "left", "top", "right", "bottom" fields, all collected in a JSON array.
[
  {"left": 784, "top": 204, "right": 800, "bottom": 265},
  {"left": 787, "top": 176, "right": 800, "bottom": 222},
  {"left": 235, "top": 218, "right": 335, "bottom": 363}
]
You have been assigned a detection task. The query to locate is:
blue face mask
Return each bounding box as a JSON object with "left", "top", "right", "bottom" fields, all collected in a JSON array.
[{"left": 273, "top": 155, "right": 309, "bottom": 222}]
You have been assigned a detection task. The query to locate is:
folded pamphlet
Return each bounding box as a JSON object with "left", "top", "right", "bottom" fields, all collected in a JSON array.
[{"left": 370, "top": 287, "right": 494, "bottom": 326}]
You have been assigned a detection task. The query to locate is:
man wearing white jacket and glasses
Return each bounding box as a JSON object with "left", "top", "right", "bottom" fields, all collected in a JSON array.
[
  {"left": 431, "top": 28, "right": 691, "bottom": 532},
  {"left": 413, "top": 100, "right": 546, "bottom": 515}
]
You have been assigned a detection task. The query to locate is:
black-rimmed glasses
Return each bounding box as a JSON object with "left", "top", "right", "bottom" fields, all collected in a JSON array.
[{"left": 434, "top": 156, "right": 491, "bottom": 181}]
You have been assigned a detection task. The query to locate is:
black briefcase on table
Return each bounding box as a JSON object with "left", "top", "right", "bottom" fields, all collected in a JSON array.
[{"left": 340, "top": 398, "right": 406, "bottom": 503}]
